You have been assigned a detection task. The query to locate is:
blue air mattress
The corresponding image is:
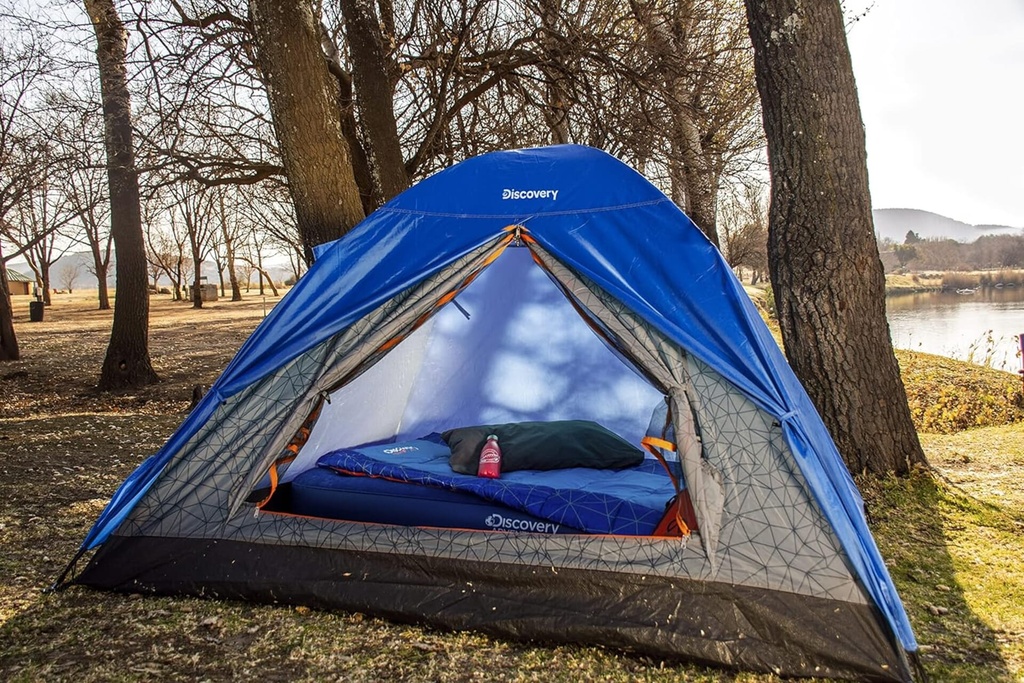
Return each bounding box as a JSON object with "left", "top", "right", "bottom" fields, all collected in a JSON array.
[
  {"left": 311, "top": 435, "right": 676, "bottom": 535},
  {"left": 290, "top": 467, "right": 577, "bottom": 534}
]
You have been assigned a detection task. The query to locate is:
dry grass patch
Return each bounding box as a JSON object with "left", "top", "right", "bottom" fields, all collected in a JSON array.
[{"left": 897, "top": 350, "right": 1024, "bottom": 433}]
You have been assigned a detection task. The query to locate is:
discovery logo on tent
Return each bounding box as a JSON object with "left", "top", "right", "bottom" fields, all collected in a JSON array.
[
  {"left": 501, "top": 188, "right": 559, "bottom": 201},
  {"left": 484, "top": 513, "right": 561, "bottom": 534}
]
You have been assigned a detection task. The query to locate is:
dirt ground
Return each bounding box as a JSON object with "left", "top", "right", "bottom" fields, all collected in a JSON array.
[
  {"left": 0, "top": 290, "right": 1021, "bottom": 682},
  {"left": 0, "top": 290, "right": 278, "bottom": 417}
]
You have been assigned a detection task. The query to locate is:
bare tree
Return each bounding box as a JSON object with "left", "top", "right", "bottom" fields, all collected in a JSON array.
[
  {"left": 213, "top": 185, "right": 244, "bottom": 300},
  {"left": 104, "top": 0, "right": 770, "bottom": 268},
  {"left": 626, "top": 0, "right": 763, "bottom": 246},
  {"left": 10, "top": 172, "right": 78, "bottom": 306},
  {"left": 719, "top": 182, "right": 768, "bottom": 284},
  {"left": 145, "top": 202, "right": 192, "bottom": 301},
  {"left": 237, "top": 223, "right": 279, "bottom": 297},
  {"left": 742, "top": 0, "right": 925, "bottom": 474},
  {"left": 0, "top": 25, "right": 53, "bottom": 360},
  {"left": 57, "top": 260, "right": 83, "bottom": 292},
  {"left": 73, "top": 178, "right": 115, "bottom": 309},
  {"left": 169, "top": 180, "right": 216, "bottom": 308},
  {"left": 85, "top": 0, "right": 159, "bottom": 389},
  {"left": 236, "top": 180, "right": 302, "bottom": 274},
  {"left": 50, "top": 92, "right": 115, "bottom": 309}
]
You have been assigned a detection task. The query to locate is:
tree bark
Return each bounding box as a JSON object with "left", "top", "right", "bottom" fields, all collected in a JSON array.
[
  {"left": 192, "top": 267, "right": 204, "bottom": 309},
  {"left": 339, "top": 0, "right": 409, "bottom": 202},
  {"left": 40, "top": 262, "right": 51, "bottom": 306},
  {"left": 632, "top": 0, "right": 722, "bottom": 248},
  {"left": 319, "top": 25, "right": 380, "bottom": 215},
  {"left": 0, "top": 248, "right": 21, "bottom": 361},
  {"left": 669, "top": 120, "right": 720, "bottom": 248},
  {"left": 86, "top": 223, "right": 112, "bottom": 310},
  {"left": 539, "top": 0, "right": 570, "bottom": 145},
  {"left": 86, "top": 0, "right": 160, "bottom": 390},
  {"left": 249, "top": 0, "right": 366, "bottom": 262},
  {"left": 742, "top": 0, "right": 925, "bottom": 474},
  {"left": 94, "top": 261, "right": 110, "bottom": 310}
]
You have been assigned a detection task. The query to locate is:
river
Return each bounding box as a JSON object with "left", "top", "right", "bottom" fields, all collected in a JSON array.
[{"left": 886, "top": 288, "right": 1024, "bottom": 372}]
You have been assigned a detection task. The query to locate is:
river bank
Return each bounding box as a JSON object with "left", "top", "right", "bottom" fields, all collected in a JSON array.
[{"left": 885, "top": 273, "right": 943, "bottom": 295}]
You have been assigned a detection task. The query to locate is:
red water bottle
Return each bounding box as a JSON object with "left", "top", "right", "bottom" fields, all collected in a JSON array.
[{"left": 477, "top": 435, "right": 502, "bottom": 478}]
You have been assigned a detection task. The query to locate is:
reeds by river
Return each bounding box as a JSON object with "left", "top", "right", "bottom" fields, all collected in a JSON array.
[{"left": 940, "top": 269, "right": 1024, "bottom": 291}]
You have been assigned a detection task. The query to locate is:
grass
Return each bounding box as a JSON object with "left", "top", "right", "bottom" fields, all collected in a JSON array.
[
  {"left": 1, "top": 292, "right": 1023, "bottom": 681},
  {"left": 885, "top": 273, "right": 943, "bottom": 294},
  {"left": 863, "top": 425, "right": 1024, "bottom": 681},
  {"left": 896, "top": 349, "right": 1024, "bottom": 433}
]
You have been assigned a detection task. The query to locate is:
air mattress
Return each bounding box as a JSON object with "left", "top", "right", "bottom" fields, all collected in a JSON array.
[
  {"left": 311, "top": 435, "right": 676, "bottom": 535},
  {"left": 290, "top": 467, "right": 579, "bottom": 533}
]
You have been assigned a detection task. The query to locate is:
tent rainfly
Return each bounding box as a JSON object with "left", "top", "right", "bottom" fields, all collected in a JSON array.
[{"left": 59, "top": 145, "right": 919, "bottom": 681}]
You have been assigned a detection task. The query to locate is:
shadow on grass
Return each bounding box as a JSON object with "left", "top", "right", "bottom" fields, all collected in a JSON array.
[{"left": 862, "top": 469, "right": 1019, "bottom": 682}]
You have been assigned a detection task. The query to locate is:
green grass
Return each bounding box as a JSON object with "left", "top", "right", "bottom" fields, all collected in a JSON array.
[{"left": 861, "top": 448, "right": 1024, "bottom": 681}]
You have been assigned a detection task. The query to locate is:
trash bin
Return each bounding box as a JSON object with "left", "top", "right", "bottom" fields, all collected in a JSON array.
[{"left": 29, "top": 300, "right": 44, "bottom": 322}]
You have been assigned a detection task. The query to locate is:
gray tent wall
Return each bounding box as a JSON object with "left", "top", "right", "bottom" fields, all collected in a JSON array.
[{"left": 78, "top": 238, "right": 911, "bottom": 680}]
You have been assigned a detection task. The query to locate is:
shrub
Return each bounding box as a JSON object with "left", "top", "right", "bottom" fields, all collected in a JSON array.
[{"left": 940, "top": 271, "right": 980, "bottom": 291}]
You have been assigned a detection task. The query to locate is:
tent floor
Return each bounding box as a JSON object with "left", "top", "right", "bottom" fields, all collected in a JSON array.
[{"left": 76, "top": 534, "right": 911, "bottom": 682}]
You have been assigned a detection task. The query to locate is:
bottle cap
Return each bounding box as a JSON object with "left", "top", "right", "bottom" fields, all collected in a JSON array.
[{"left": 486, "top": 434, "right": 498, "bottom": 440}]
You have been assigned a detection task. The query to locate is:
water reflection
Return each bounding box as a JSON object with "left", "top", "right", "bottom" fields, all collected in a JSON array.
[{"left": 886, "top": 288, "right": 1024, "bottom": 371}]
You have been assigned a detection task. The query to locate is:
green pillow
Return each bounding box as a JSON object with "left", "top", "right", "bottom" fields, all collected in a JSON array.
[{"left": 442, "top": 420, "right": 644, "bottom": 475}]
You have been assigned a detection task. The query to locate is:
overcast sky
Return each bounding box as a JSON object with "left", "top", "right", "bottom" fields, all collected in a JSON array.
[{"left": 845, "top": 0, "right": 1024, "bottom": 228}]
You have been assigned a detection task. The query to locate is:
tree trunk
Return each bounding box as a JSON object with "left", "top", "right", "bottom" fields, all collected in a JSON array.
[
  {"left": 253, "top": 250, "right": 278, "bottom": 296},
  {"left": 669, "top": 123, "right": 720, "bottom": 248},
  {"left": 252, "top": 264, "right": 280, "bottom": 297},
  {"left": 742, "top": 0, "right": 925, "bottom": 475},
  {"left": 40, "top": 262, "right": 51, "bottom": 306},
  {"left": 95, "top": 262, "right": 110, "bottom": 310},
  {"left": 192, "top": 262, "right": 203, "bottom": 309},
  {"left": 88, "top": 234, "right": 111, "bottom": 310},
  {"left": 632, "top": 0, "right": 721, "bottom": 248},
  {"left": 339, "top": 0, "right": 409, "bottom": 202},
  {"left": 219, "top": 195, "right": 242, "bottom": 301},
  {"left": 249, "top": 0, "right": 366, "bottom": 262},
  {"left": 215, "top": 258, "right": 225, "bottom": 298},
  {"left": 227, "top": 245, "right": 242, "bottom": 301},
  {"left": 539, "top": 0, "right": 570, "bottom": 145},
  {"left": 321, "top": 28, "right": 379, "bottom": 215},
  {"left": 0, "top": 251, "right": 20, "bottom": 361},
  {"left": 174, "top": 257, "right": 184, "bottom": 301},
  {"left": 86, "top": 0, "right": 159, "bottom": 390}
]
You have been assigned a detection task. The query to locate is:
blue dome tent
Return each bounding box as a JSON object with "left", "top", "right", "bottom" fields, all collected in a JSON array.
[{"left": 63, "top": 145, "right": 917, "bottom": 681}]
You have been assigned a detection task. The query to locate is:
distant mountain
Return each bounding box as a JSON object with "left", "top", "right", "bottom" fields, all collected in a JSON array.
[
  {"left": 5, "top": 252, "right": 107, "bottom": 290},
  {"left": 873, "top": 208, "right": 1022, "bottom": 244},
  {"left": 9, "top": 251, "right": 296, "bottom": 290}
]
